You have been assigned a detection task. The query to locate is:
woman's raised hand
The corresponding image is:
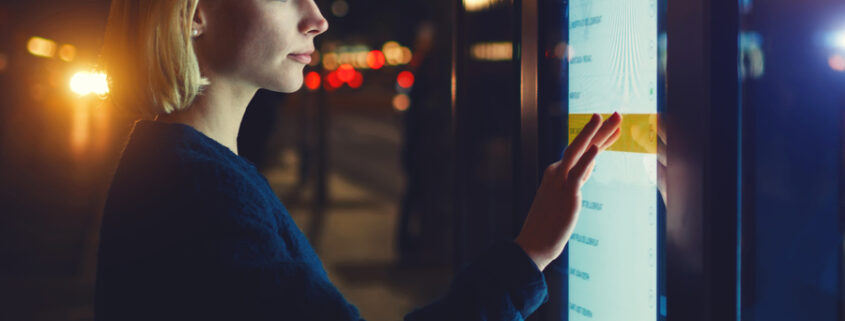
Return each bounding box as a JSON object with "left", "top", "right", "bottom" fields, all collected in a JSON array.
[{"left": 515, "top": 112, "right": 623, "bottom": 271}]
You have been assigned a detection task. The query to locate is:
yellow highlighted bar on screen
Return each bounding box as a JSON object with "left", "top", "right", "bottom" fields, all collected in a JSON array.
[{"left": 568, "top": 113, "right": 658, "bottom": 154}]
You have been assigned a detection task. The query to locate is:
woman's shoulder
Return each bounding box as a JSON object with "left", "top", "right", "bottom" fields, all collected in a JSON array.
[
  {"left": 105, "top": 120, "right": 276, "bottom": 222},
  {"left": 113, "top": 121, "right": 237, "bottom": 184}
]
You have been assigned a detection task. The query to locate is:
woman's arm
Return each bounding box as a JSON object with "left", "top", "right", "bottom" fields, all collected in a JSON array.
[
  {"left": 404, "top": 113, "right": 622, "bottom": 321},
  {"left": 98, "top": 113, "right": 619, "bottom": 321}
]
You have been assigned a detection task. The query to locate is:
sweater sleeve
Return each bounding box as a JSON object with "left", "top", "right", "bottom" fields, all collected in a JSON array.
[{"left": 405, "top": 242, "right": 549, "bottom": 321}]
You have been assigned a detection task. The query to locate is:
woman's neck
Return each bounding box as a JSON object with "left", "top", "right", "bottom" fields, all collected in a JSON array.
[{"left": 157, "top": 76, "right": 258, "bottom": 155}]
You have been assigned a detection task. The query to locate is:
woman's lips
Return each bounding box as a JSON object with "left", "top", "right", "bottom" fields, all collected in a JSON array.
[{"left": 288, "top": 53, "right": 313, "bottom": 64}]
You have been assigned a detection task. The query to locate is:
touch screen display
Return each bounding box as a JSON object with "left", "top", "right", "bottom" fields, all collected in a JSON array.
[{"left": 566, "top": 0, "right": 660, "bottom": 320}]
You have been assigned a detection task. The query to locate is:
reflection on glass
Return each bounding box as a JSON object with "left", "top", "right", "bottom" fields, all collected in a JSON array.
[{"left": 740, "top": 0, "right": 845, "bottom": 319}]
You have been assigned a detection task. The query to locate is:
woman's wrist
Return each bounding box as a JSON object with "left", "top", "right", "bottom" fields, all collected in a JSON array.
[{"left": 514, "top": 236, "right": 551, "bottom": 271}]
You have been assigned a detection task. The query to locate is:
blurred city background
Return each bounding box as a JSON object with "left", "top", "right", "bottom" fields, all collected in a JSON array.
[
  {"left": 0, "top": 1, "right": 456, "bottom": 320},
  {"left": 9, "top": 0, "right": 845, "bottom": 320}
]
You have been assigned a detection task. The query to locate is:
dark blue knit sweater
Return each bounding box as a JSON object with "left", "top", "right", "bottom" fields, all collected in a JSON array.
[{"left": 95, "top": 120, "right": 548, "bottom": 321}]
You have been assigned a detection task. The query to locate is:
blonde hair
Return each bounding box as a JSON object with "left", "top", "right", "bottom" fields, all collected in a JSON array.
[{"left": 100, "top": 0, "right": 209, "bottom": 117}]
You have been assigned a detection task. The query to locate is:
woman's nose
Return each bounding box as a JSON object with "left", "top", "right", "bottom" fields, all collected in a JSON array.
[{"left": 299, "top": 1, "right": 329, "bottom": 36}]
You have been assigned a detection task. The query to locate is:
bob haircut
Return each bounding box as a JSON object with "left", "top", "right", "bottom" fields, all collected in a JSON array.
[{"left": 100, "top": 0, "right": 209, "bottom": 117}]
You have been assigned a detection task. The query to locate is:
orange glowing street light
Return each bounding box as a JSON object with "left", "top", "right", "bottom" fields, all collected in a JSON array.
[
  {"left": 58, "top": 44, "right": 77, "bottom": 62},
  {"left": 27, "top": 36, "right": 57, "bottom": 58},
  {"left": 70, "top": 71, "right": 109, "bottom": 97}
]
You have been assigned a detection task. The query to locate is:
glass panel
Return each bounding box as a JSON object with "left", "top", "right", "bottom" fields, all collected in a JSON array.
[
  {"left": 454, "top": 0, "right": 522, "bottom": 266},
  {"left": 739, "top": 0, "right": 845, "bottom": 319}
]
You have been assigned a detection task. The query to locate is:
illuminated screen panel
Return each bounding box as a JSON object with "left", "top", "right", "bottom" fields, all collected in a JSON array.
[{"left": 566, "top": 0, "right": 660, "bottom": 320}]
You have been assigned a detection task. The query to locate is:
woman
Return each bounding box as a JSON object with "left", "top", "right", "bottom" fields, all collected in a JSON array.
[{"left": 94, "top": 0, "right": 623, "bottom": 320}]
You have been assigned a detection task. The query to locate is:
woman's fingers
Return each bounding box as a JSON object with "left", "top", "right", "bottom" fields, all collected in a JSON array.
[
  {"left": 566, "top": 145, "right": 600, "bottom": 190},
  {"left": 599, "top": 127, "right": 622, "bottom": 151},
  {"left": 560, "top": 114, "right": 602, "bottom": 173},
  {"left": 582, "top": 162, "right": 596, "bottom": 182},
  {"left": 581, "top": 122, "right": 620, "bottom": 182},
  {"left": 591, "top": 112, "right": 623, "bottom": 150},
  {"left": 579, "top": 127, "right": 619, "bottom": 182}
]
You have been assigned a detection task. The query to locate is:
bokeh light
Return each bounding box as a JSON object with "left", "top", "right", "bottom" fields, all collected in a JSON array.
[
  {"left": 400, "top": 47, "right": 413, "bottom": 65},
  {"left": 348, "top": 71, "right": 364, "bottom": 89},
  {"left": 337, "top": 64, "right": 355, "bottom": 83},
  {"left": 70, "top": 71, "right": 109, "bottom": 97},
  {"left": 354, "top": 51, "right": 368, "bottom": 69},
  {"left": 383, "top": 41, "right": 403, "bottom": 65},
  {"left": 331, "top": 0, "right": 349, "bottom": 17},
  {"left": 326, "top": 70, "right": 343, "bottom": 89},
  {"left": 27, "top": 36, "right": 57, "bottom": 58},
  {"left": 367, "top": 50, "right": 386, "bottom": 69},
  {"left": 392, "top": 94, "right": 411, "bottom": 112},
  {"left": 58, "top": 44, "right": 77, "bottom": 62},
  {"left": 323, "top": 52, "right": 339, "bottom": 70},
  {"left": 397, "top": 71, "right": 415, "bottom": 89},
  {"left": 318, "top": 43, "right": 413, "bottom": 70},
  {"left": 554, "top": 42, "right": 569, "bottom": 60},
  {"left": 463, "top": 0, "right": 506, "bottom": 11},
  {"left": 829, "top": 54, "right": 845, "bottom": 72},
  {"left": 382, "top": 41, "right": 400, "bottom": 53},
  {"left": 470, "top": 42, "right": 513, "bottom": 61},
  {"left": 305, "top": 71, "right": 321, "bottom": 90},
  {"left": 833, "top": 30, "right": 845, "bottom": 50}
]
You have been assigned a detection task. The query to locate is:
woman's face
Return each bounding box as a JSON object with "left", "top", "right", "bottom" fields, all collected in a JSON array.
[{"left": 196, "top": 0, "right": 328, "bottom": 93}]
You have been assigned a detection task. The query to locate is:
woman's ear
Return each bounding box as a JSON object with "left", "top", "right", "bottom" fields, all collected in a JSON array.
[{"left": 191, "top": 2, "right": 208, "bottom": 38}]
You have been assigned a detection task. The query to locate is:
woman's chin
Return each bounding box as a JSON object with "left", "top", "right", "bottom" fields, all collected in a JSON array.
[{"left": 264, "top": 77, "right": 303, "bottom": 93}]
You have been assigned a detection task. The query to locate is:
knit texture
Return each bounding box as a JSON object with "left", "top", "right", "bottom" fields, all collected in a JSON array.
[{"left": 95, "top": 120, "right": 547, "bottom": 321}]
